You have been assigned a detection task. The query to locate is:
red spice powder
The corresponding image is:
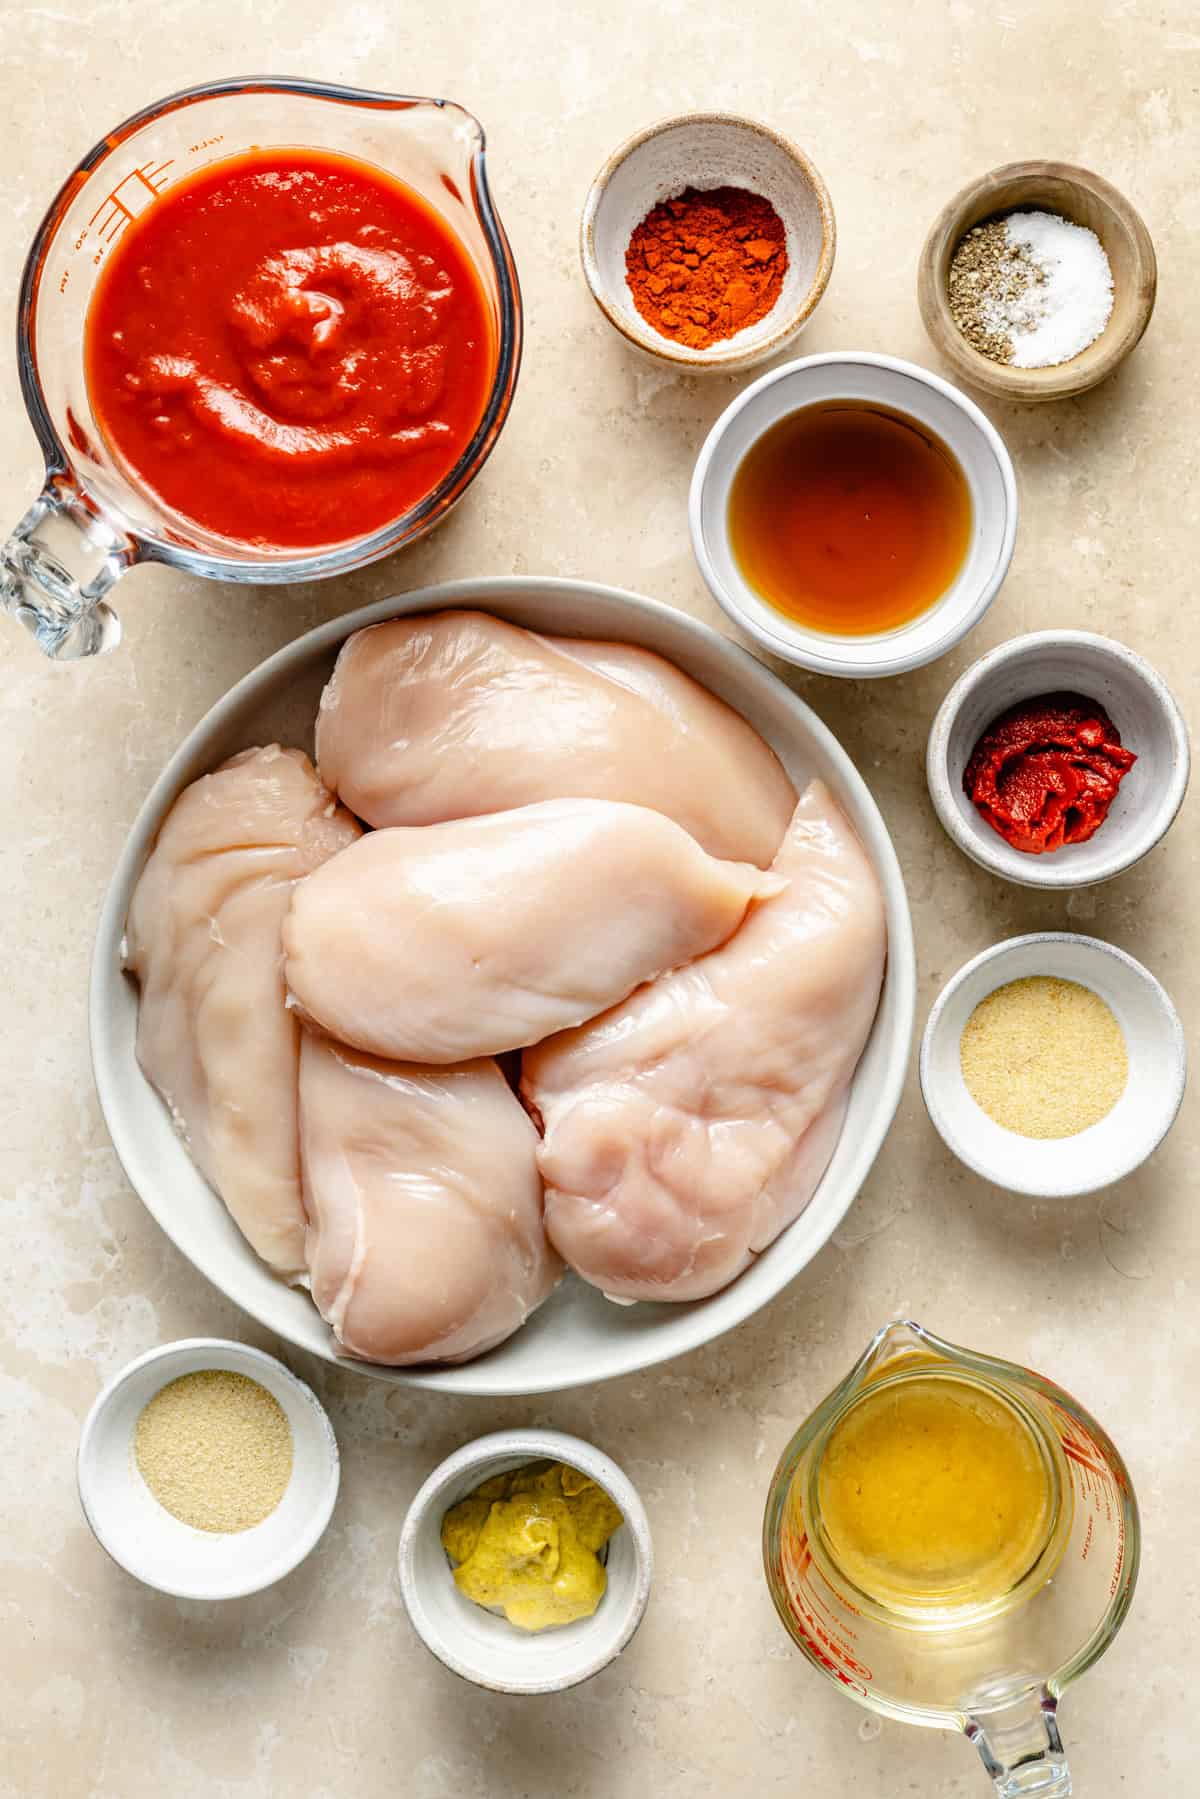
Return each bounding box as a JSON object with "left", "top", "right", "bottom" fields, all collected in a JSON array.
[{"left": 624, "top": 186, "right": 788, "bottom": 350}]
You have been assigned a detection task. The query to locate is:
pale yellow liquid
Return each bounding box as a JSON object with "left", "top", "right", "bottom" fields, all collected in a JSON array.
[{"left": 815, "top": 1371, "right": 1059, "bottom": 1610}]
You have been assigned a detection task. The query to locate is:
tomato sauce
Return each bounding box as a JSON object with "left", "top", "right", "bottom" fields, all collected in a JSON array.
[{"left": 85, "top": 149, "right": 496, "bottom": 549}]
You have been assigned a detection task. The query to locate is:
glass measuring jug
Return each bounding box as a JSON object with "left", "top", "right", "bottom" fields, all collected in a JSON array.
[
  {"left": 763, "top": 1319, "right": 1138, "bottom": 1797},
  {"left": 0, "top": 77, "right": 521, "bottom": 660}
]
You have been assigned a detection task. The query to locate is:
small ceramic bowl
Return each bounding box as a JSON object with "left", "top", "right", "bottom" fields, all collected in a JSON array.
[
  {"left": 398, "top": 1428, "right": 653, "bottom": 1694},
  {"left": 77, "top": 1338, "right": 340, "bottom": 1599},
  {"left": 928, "top": 630, "right": 1189, "bottom": 888},
  {"left": 921, "top": 933, "right": 1185, "bottom": 1198},
  {"left": 918, "top": 161, "right": 1157, "bottom": 402},
  {"left": 580, "top": 113, "right": 835, "bottom": 373},
  {"left": 689, "top": 352, "right": 1017, "bottom": 677}
]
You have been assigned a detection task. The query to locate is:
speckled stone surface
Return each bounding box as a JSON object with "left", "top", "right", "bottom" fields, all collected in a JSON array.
[{"left": 1, "top": 7, "right": 1195, "bottom": 1795}]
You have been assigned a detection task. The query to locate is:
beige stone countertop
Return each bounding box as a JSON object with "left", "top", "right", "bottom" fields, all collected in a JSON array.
[{"left": 1, "top": 5, "right": 1195, "bottom": 1795}]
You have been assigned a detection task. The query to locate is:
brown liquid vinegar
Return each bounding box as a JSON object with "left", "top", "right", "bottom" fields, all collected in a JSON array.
[{"left": 728, "top": 402, "right": 973, "bottom": 636}]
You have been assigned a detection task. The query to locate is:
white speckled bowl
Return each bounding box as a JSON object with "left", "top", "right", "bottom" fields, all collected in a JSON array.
[
  {"left": 77, "top": 1338, "right": 340, "bottom": 1600},
  {"left": 690, "top": 353, "right": 1017, "bottom": 677},
  {"left": 398, "top": 1429, "right": 653, "bottom": 1694},
  {"left": 928, "top": 630, "right": 1190, "bottom": 887},
  {"left": 580, "top": 113, "right": 835, "bottom": 372},
  {"left": 921, "top": 933, "right": 1186, "bottom": 1198}
]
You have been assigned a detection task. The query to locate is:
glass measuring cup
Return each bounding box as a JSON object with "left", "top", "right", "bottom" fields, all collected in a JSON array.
[
  {"left": 0, "top": 77, "right": 521, "bottom": 659},
  {"left": 763, "top": 1319, "right": 1138, "bottom": 1797}
]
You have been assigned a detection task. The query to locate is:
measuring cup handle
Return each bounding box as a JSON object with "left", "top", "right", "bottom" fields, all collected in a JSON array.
[
  {"left": 1, "top": 479, "right": 134, "bottom": 659},
  {"left": 967, "top": 1693, "right": 1072, "bottom": 1797}
]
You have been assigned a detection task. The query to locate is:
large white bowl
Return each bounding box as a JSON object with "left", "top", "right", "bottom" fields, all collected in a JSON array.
[{"left": 90, "top": 578, "right": 915, "bottom": 1396}]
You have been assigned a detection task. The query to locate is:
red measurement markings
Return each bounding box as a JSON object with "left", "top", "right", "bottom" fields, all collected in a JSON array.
[
  {"left": 783, "top": 1531, "right": 812, "bottom": 1582},
  {"left": 1062, "top": 1403, "right": 1128, "bottom": 1484},
  {"left": 1060, "top": 1432, "right": 1107, "bottom": 1480},
  {"left": 781, "top": 1526, "right": 872, "bottom": 1696},
  {"left": 88, "top": 160, "right": 173, "bottom": 254},
  {"left": 1108, "top": 1514, "right": 1127, "bottom": 1600},
  {"left": 781, "top": 1526, "right": 865, "bottom": 1628},
  {"left": 1052, "top": 1405, "right": 1122, "bottom": 1508},
  {"left": 60, "top": 160, "right": 176, "bottom": 290}
]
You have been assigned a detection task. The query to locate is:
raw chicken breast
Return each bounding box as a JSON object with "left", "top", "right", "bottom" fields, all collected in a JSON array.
[
  {"left": 124, "top": 746, "right": 361, "bottom": 1276},
  {"left": 299, "top": 1036, "right": 559, "bottom": 1365},
  {"left": 521, "top": 781, "right": 886, "bottom": 1302},
  {"left": 315, "top": 609, "right": 796, "bottom": 865},
  {"left": 283, "top": 798, "right": 770, "bottom": 1063}
]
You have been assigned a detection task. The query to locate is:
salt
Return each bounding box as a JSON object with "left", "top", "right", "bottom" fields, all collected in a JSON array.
[{"left": 1001, "top": 210, "right": 1114, "bottom": 368}]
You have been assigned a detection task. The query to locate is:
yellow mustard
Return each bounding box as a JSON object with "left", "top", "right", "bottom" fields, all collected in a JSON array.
[{"left": 440, "top": 1459, "right": 623, "bottom": 1631}]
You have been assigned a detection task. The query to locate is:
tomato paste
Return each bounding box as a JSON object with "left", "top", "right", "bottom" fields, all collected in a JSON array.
[
  {"left": 85, "top": 149, "right": 496, "bottom": 549},
  {"left": 963, "top": 692, "right": 1136, "bottom": 854}
]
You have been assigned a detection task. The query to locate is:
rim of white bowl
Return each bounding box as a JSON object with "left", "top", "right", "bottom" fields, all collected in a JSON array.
[
  {"left": 919, "top": 932, "right": 1187, "bottom": 1197},
  {"left": 579, "top": 111, "right": 837, "bottom": 370},
  {"left": 688, "top": 351, "right": 1019, "bottom": 677},
  {"left": 77, "top": 1336, "right": 340, "bottom": 1599},
  {"left": 397, "top": 1427, "right": 653, "bottom": 1693},
  {"left": 926, "top": 629, "right": 1191, "bottom": 888}
]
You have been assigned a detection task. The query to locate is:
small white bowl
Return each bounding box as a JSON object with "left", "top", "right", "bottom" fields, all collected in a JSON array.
[
  {"left": 927, "top": 630, "right": 1190, "bottom": 888},
  {"left": 580, "top": 112, "right": 835, "bottom": 373},
  {"left": 689, "top": 352, "right": 1018, "bottom": 677},
  {"left": 921, "top": 933, "right": 1186, "bottom": 1198},
  {"left": 398, "top": 1428, "right": 653, "bottom": 1694},
  {"left": 77, "top": 1338, "right": 340, "bottom": 1599}
]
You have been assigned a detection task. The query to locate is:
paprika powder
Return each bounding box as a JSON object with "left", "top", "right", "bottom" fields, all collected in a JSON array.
[{"left": 625, "top": 186, "right": 787, "bottom": 349}]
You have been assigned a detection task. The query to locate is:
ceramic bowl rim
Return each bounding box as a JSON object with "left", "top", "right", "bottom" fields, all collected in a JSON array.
[
  {"left": 919, "top": 931, "right": 1187, "bottom": 1198},
  {"left": 397, "top": 1427, "right": 653, "bottom": 1694},
  {"left": 926, "top": 628, "right": 1191, "bottom": 888},
  {"left": 688, "top": 351, "right": 1019, "bottom": 676},
  {"left": 579, "top": 109, "right": 836, "bottom": 370},
  {"left": 76, "top": 1335, "right": 341, "bottom": 1599}
]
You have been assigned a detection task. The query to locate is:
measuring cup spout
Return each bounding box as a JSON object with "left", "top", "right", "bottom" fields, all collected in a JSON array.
[
  {"left": 967, "top": 1690, "right": 1072, "bottom": 1797},
  {"left": 849, "top": 1314, "right": 945, "bottom": 1386},
  {"left": 1, "top": 480, "right": 132, "bottom": 658}
]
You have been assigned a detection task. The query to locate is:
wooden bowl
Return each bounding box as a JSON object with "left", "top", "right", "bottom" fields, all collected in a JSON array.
[{"left": 918, "top": 161, "right": 1156, "bottom": 402}]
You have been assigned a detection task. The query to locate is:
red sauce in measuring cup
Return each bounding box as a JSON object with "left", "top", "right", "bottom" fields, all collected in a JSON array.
[{"left": 85, "top": 149, "right": 496, "bottom": 549}]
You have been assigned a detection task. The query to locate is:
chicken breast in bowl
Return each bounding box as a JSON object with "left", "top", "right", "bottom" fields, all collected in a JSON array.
[
  {"left": 283, "top": 798, "right": 772, "bottom": 1063},
  {"left": 522, "top": 781, "right": 886, "bottom": 1302},
  {"left": 315, "top": 609, "right": 796, "bottom": 866},
  {"left": 299, "top": 1036, "right": 560, "bottom": 1364},
  {"left": 124, "top": 746, "right": 360, "bottom": 1276}
]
